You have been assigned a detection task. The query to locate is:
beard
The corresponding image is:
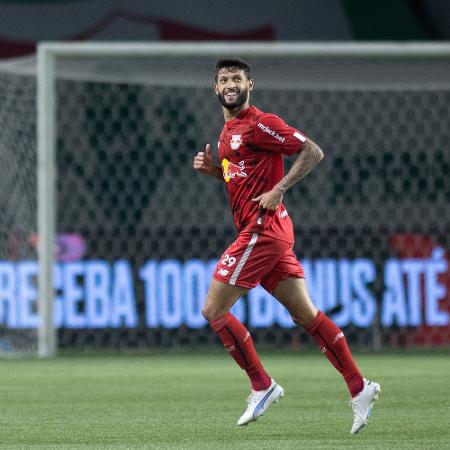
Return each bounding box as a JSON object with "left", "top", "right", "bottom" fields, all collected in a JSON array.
[{"left": 217, "top": 88, "right": 248, "bottom": 110}]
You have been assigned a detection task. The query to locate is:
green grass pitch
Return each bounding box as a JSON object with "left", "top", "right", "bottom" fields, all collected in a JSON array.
[{"left": 0, "top": 350, "right": 449, "bottom": 449}]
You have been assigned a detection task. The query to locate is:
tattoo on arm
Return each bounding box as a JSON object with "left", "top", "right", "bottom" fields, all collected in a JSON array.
[{"left": 276, "top": 139, "right": 324, "bottom": 193}]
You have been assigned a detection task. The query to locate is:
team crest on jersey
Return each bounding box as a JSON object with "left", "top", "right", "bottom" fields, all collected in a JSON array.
[{"left": 230, "top": 134, "right": 243, "bottom": 150}]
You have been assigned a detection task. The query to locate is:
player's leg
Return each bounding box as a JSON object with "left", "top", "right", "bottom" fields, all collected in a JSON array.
[
  {"left": 202, "top": 278, "right": 284, "bottom": 426},
  {"left": 271, "top": 276, "right": 365, "bottom": 397},
  {"left": 262, "top": 252, "right": 380, "bottom": 433},
  {"left": 203, "top": 278, "right": 273, "bottom": 392},
  {"left": 205, "top": 233, "right": 290, "bottom": 425},
  {"left": 206, "top": 231, "right": 284, "bottom": 392},
  {"left": 201, "top": 277, "right": 248, "bottom": 322}
]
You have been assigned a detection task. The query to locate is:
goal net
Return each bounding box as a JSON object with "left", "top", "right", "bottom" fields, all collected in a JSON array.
[
  {"left": 0, "top": 60, "right": 38, "bottom": 355},
  {"left": 0, "top": 43, "right": 449, "bottom": 356}
]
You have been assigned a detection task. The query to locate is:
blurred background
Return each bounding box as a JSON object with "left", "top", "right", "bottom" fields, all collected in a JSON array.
[
  {"left": 0, "top": 0, "right": 449, "bottom": 355},
  {"left": 1, "top": 0, "right": 450, "bottom": 57}
]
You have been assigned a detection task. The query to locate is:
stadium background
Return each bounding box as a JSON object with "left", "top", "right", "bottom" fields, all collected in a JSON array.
[{"left": 0, "top": 0, "right": 449, "bottom": 354}]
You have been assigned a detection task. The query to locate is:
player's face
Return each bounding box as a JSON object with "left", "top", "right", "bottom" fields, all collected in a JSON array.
[{"left": 214, "top": 68, "right": 253, "bottom": 110}]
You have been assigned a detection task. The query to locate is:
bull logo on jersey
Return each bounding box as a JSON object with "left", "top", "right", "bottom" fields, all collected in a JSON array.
[
  {"left": 230, "top": 134, "right": 243, "bottom": 150},
  {"left": 221, "top": 158, "right": 247, "bottom": 182}
]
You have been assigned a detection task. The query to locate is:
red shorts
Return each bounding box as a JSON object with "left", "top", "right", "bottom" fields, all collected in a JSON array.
[{"left": 213, "top": 231, "right": 304, "bottom": 293}]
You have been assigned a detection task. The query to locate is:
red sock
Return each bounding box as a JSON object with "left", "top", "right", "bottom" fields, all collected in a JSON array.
[
  {"left": 305, "top": 311, "right": 364, "bottom": 397},
  {"left": 210, "top": 312, "right": 271, "bottom": 391}
]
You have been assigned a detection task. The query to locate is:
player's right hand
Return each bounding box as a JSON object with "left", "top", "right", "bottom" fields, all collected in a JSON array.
[{"left": 193, "top": 144, "right": 215, "bottom": 175}]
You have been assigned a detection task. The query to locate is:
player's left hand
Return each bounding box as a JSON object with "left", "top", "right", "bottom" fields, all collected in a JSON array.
[{"left": 252, "top": 188, "right": 283, "bottom": 211}]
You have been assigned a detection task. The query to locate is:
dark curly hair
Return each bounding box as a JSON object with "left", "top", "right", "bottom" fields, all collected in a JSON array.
[{"left": 214, "top": 58, "right": 252, "bottom": 81}]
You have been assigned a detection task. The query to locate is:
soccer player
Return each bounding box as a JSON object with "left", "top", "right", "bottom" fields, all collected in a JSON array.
[{"left": 193, "top": 58, "right": 380, "bottom": 434}]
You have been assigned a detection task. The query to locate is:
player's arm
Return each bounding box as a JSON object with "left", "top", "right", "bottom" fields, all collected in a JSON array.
[
  {"left": 276, "top": 138, "right": 324, "bottom": 192},
  {"left": 193, "top": 144, "right": 223, "bottom": 180},
  {"left": 252, "top": 138, "right": 324, "bottom": 210}
]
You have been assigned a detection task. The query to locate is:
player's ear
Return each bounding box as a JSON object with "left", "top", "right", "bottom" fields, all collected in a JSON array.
[
  {"left": 213, "top": 83, "right": 219, "bottom": 95},
  {"left": 248, "top": 79, "right": 254, "bottom": 92}
]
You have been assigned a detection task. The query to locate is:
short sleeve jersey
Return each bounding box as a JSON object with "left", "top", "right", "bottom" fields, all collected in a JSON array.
[{"left": 218, "top": 105, "right": 307, "bottom": 243}]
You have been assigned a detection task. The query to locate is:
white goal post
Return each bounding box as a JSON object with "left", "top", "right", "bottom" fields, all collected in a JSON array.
[{"left": 36, "top": 41, "right": 450, "bottom": 357}]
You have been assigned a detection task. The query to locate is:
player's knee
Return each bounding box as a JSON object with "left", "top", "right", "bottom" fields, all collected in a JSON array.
[
  {"left": 201, "top": 304, "right": 217, "bottom": 322},
  {"left": 201, "top": 306, "right": 211, "bottom": 321},
  {"left": 290, "top": 312, "right": 315, "bottom": 328},
  {"left": 202, "top": 302, "right": 229, "bottom": 322}
]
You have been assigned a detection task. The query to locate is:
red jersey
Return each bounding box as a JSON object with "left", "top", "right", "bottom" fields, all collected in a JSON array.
[{"left": 218, "top": 105, "right": 307, "bottom": 243}]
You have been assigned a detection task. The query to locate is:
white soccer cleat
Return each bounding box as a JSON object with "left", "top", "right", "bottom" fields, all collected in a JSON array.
[
  {"left": 237, "top": 379, "right": 284, "bottom": 426},
  {"left": 350, "top": 378, "right": 381, "bottom": 434}
]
